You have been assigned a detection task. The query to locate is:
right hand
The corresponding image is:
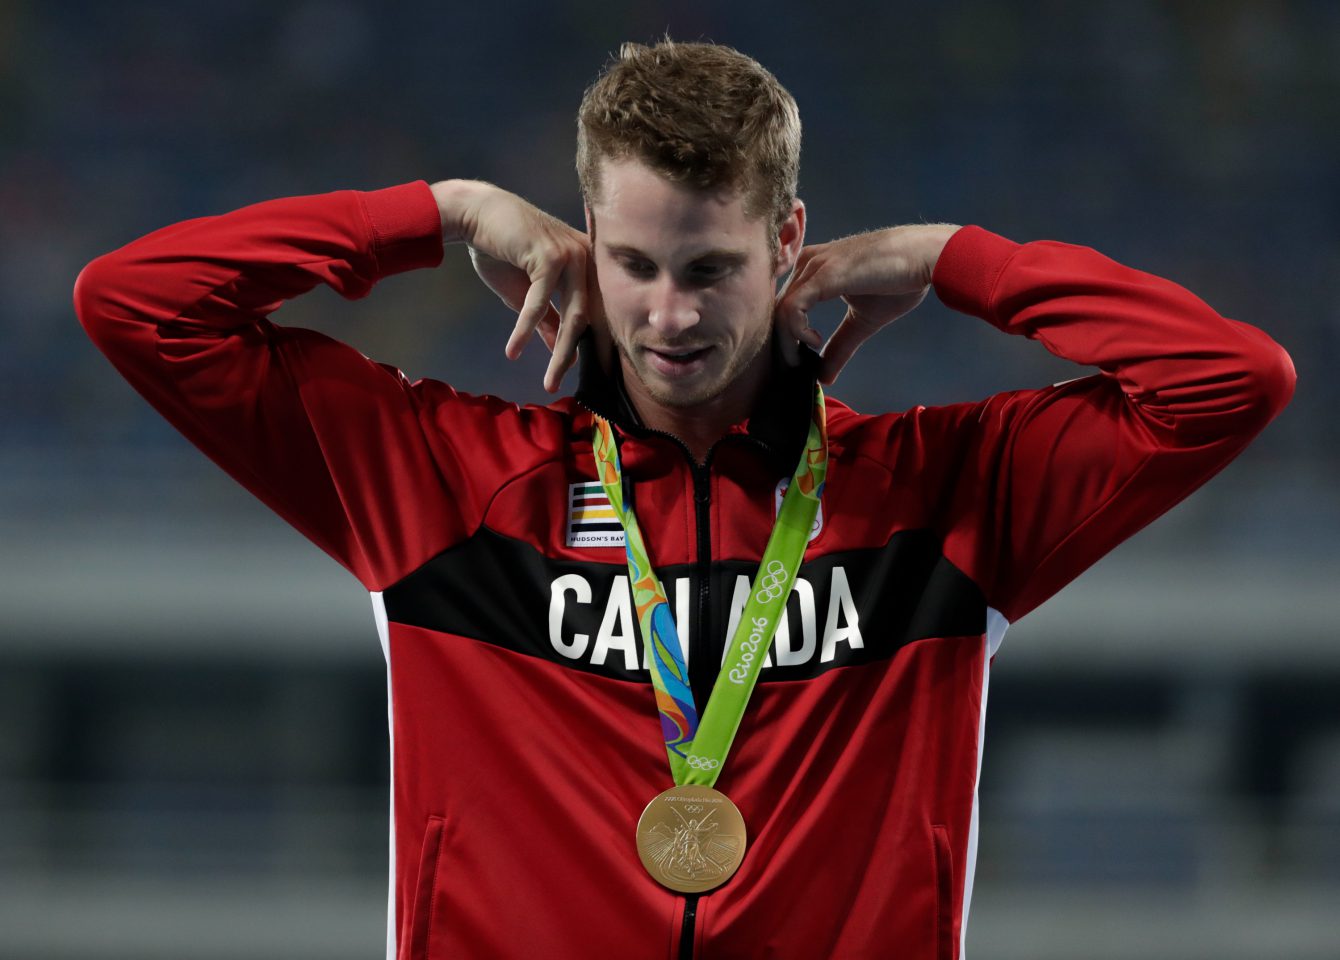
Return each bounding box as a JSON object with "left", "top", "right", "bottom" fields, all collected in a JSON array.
[
  {"left": 430, "top": 179, "right": 591, "bottom": 393},
  {"left": 775, "top": 223, "right": 957, "bottom": 385}
]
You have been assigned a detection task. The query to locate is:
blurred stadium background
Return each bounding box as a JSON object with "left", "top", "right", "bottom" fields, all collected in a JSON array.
[{"left": 2, "top": 1, "right": 1338, "bottom": 957}]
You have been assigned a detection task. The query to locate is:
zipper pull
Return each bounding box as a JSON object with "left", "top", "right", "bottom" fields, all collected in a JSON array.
[{"left": 693, "top": 465, "right": 711, "bottom": 505}]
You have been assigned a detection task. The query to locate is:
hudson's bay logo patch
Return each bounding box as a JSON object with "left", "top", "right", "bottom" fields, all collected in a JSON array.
[
  {"left": 566, "top": 481, "right": 625, "bottom": 547},
  {"left": 775, "top": 478, "right": 823, "bottom": 542}
]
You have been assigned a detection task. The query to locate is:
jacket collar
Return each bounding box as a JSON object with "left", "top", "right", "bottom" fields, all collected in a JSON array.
[{"left": 573, "top": 330, "right": 821, "bottom": 476}]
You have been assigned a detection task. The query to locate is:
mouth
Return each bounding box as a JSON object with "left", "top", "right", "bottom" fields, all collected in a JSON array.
[{"left": 643, "top": 345, "right": 713, "bottom": 378}]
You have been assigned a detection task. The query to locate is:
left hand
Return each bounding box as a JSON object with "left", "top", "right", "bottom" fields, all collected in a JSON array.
[
  {"left": 433, "top": 179, "right": 592, "bottom": 394},
  {"left": 776, "top": 223, "right": 960, "bottom": 385}
]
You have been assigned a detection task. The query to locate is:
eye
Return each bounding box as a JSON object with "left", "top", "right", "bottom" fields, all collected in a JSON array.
[
  {"left": 620, "top": 258, "right": 656, "bottom": 279},
  {"left": 688, "top": 262, "right": 730, "bottom": 284}
]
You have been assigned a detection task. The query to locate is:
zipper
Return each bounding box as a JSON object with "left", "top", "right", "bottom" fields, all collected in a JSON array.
[
  {"left": 679, "top": 455, "right": 714, "bottom": 960},
  {"left": 679, "top": 893, "right": 701, "bottom": 960},
  {"left": 596, "top": 419, "right": 713, "bottom": 960},
  {"left": 642, "top": 435, "right": 775, "bottom": 960},
  {"left": 575, "top": 406, "right": 779, "bottom": 960},
  {"left": 581, "top": 413, "right": 722, "bottom": 712},
  {"left": 689, "top": 457, "right": 714, "bottom": 713}
]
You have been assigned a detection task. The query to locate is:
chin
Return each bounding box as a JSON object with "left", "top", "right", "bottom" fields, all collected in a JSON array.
[{"left": 638, "top": 371, "right": 728, "bottom": 410}]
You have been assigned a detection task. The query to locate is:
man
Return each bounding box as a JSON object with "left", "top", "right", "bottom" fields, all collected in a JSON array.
[{"left": 75, "top": 39, "right": 1294, "bottom": 960}]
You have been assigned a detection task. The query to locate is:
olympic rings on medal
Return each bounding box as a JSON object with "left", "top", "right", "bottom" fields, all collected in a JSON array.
[
  {"left": 754, "top": 559, "right": 790, "bottom": 603},
  {"left": 685, "top": 755, "right": 721, "bottom": 770}
]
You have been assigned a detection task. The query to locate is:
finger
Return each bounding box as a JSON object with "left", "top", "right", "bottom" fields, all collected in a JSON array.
[
  {"left": 777, "top": 246, "right": 835, "bottom": 313},
  {"left": 505, "top": 270, "right": 559, "bottom": 360},
  {"left": 786, "top": 269, "right": 836, "bottom": 317},
  {"left": 777, "top": 273, "right": 823, "bottom": 349},
  {"left": 775, "top": 253, "right": 816, "bottom": 329},
  {"left": 544, "top": 258, "right": 589, "bottom": 392},
  {"left": 536, "top": 305, "right": 561, "bottom": 352},
  {"left": 779, "top": 264, "right": 834, "bottom": 347},
  {"left": 774, "top": 282, "right": 821, "bottom": 352},
  {"left": 776, "top": 248, "right": 818, "bottom": 307},
  {"left": 795, "top": 316, "right": 823, "bottom": 350},
  {"left": 546, "top": 340, "right": 581, "bottom": 390},
  {"left": 774, "top": 245, "right": 813, "bottom": 302},
  {"left": 818, "top": 308, "right": 880, "bottom": 385}
]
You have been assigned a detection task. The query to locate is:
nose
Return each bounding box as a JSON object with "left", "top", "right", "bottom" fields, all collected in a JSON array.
[{"left": 646, "top": 277, "right": 701, "bottom": 340}]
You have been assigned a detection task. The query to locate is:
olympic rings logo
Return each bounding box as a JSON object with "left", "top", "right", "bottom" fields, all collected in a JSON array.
[
  {"left": 754, "top": 559, "right": 790, "bottom": 603},
  {"left": 686, "top": 755, "right": 720, "bottom": 770}
]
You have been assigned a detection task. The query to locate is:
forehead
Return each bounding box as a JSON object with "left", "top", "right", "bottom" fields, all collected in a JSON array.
[{"left": 590, "top": 158, "right": 768, "bottom": 253}]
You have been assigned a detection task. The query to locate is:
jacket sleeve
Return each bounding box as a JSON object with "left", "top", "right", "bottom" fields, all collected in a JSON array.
[
  {"left": 73, "top": 180, "right": 476, "bottom": 591},
  {"left": 921, "top": 226, "right": 1296, "bottom": 626}
]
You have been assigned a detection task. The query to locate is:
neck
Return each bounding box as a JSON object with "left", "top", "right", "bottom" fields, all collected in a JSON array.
[{"left": 622, "top": 351, "right": 772, "bottom": 464}]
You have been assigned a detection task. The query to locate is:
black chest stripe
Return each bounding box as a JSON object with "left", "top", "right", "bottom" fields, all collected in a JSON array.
[{"left": 382, "top": 527, "right": 986, "bottom": 685}]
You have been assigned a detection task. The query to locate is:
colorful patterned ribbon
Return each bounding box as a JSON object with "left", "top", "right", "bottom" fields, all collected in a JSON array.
[{"left": 592, "top": 386, "right": 828, "bottom": 787}]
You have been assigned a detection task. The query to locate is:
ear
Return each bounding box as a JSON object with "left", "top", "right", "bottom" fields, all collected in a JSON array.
[
  {"left": 772, "top": 199, "right": 806, "bottom": 279},
  {"left": 584, "top": 203, "right": 595, "bottom": 238}
]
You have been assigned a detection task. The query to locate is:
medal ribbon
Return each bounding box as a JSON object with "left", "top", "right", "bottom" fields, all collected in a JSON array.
[{"left": 591, "top": 386, "right": 828, "bottom": 787}]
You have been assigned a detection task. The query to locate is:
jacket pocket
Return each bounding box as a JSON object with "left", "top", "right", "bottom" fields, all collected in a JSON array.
[
  {"left": 405, "top": 815, "right": 448, "bottom": 960},
  {"left": 931, "top": 823, "right": 955, "bottom": 960}
]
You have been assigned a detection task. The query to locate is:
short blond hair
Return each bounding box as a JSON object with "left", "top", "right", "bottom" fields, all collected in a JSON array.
[{"left": 576, "top": 39, "right": 802, "bottom": 249}]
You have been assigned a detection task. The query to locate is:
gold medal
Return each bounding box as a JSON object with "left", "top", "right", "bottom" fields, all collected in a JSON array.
[{"left": 636, "top": 784, "right": 748, "bottom": 893}]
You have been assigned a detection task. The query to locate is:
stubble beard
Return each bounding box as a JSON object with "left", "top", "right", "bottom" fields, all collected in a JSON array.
[{"left": 618, "top": 309, "right": 774, "bottom": 411}]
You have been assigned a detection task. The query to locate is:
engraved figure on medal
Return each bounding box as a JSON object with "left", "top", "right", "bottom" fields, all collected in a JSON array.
[
  {"left": 644, "top": 806, "right": 739, "bottom": 883},
  {"left": 636, "top": 785, "right": 748, "bottom": 893}
]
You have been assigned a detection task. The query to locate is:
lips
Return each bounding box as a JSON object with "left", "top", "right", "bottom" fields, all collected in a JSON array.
[{"left": 643, "top": 345, "right": 713, "bottom": 377}]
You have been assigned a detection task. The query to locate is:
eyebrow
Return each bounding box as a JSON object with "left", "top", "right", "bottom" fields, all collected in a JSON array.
[{"left": 603, "top": 243, "right": 750, "bottom": 264}]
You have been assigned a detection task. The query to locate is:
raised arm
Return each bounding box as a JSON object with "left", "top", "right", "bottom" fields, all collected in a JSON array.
[
  {"left": 74, "top": 180, "right": 588, "bottom": 590},
  {"left": 779, "top": 224, "right": 1297, "bottom": 624}
]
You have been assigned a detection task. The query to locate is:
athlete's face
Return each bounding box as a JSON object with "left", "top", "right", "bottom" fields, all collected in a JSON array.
[{"left": 586, "top": 159, "right": 804, "bottom": 412}]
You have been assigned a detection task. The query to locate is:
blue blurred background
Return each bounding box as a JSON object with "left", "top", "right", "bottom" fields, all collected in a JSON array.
[{"left": 2, "top": 1, "right": 1337, "bottom": 957}]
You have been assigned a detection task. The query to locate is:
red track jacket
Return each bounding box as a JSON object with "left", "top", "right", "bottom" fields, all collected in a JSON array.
[{"left": 74, "top": 180, "right": 1295, "bottom": 959}]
